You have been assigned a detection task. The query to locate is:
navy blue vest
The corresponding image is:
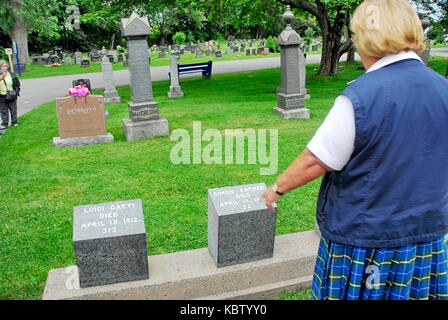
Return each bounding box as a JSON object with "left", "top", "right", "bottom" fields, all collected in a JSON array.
[{"left": 316, "top": 59, "right": 448, "bottom": 248}]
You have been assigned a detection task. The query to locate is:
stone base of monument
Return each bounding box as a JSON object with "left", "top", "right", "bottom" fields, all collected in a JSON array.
[
  {"left": 104, "top": 90, "right": 121, "bottom": 103},
  {"left": 42, "top": 230, "right": 320, "bottom": 300},
  {"left": 301, "top": 90, "right": 311, "bottom": 100},
  {"left": 274, "top": 107, "right": 311, "bottom": 120},
  {"left": 53, "top": 133, "right": 114, "bottom": 148},
  {"left": 122, "top": 118, "right": 169, "bottom": 142},
  {"left": 168, "top": 86, "right": 184, "bottom": 98}
]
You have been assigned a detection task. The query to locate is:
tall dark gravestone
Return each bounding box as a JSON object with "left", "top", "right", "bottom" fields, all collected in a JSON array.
[
  {"left": 274, "top": 6, "right": 310, "bottom": 119},
  {"left": 208, "top": 183, "right": 277, "bottom": 267},
  {"left": 73, "top": 199, "right": 149, "bottom": 288},
  {"left": 121, "top": 12, "right": 169, "bottom": 142}
]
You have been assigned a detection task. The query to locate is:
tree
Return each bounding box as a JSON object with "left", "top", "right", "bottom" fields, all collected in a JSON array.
[
  {"left": 276, "top": 0, "right": 361, "bottom": 75},
  {"left": 0, "top": 0, "right": 60, "bottom": 66},
  {"left": 413, "top": 0, "right": 448, "bottom": 29},
  {"left": 79, "top": 0, "right": 134, "bottom": 50}
]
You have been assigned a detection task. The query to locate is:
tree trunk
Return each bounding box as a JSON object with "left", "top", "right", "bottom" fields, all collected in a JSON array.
[
  {"left": 110, "top": 32, "right": 116, "bottom": 50},
  {"left": 10, "top": 0, "right": 29, "bottom": 67},
  {"left": 346, "top": 47, "right": 355, "bottom": 62},
  {"left": 319, "top": 37, "right": 341, "bottom": 75},
  {"left": 318, "top": 22, "right": 345, "bottom": 76},
  {"left": 278, "top": 0, "right": 351, "bottom": 76}
]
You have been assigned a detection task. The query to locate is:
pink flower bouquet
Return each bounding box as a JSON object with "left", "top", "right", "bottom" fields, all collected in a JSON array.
[{"left": 68, "top": 85, "right": 90, "bottom": 97}]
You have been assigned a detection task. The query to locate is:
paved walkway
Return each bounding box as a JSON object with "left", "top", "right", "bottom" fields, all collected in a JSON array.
[{"left": 16, "top": 47, "right": 448, "bottom": 117}]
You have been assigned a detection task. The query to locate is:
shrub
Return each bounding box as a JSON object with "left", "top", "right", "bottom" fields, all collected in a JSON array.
[
  {"left": 173, "top": 32, "right": 187, "bottom": 45},
  {"left": 266, "top": 36, "right": 280, "bottom": 53}
]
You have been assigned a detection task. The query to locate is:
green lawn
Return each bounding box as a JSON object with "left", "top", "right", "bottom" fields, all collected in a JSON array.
[{"left": 0, "top": 58, "right": 446, "bottom": 300}]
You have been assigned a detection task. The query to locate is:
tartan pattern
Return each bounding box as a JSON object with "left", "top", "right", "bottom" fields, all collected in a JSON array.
[{"left": 311, "top": 235, "right": 448, "bottom": 300}]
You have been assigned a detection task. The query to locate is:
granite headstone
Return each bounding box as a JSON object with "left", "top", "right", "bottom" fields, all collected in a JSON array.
[
  {"left": 53, "top": 95, "right": 114, "bottom": 147},
  {"left": 208, "top": 183, "right": 277, "bottom": 267},
  {"left": 121, "top": 12, "right": 169, "bottom": 142},
  {"left": 274, "top": 6, "right": 310, "bottom": 119},
  {"left": 101, "top": 55, "right": 121, "bottom": 103},
  {"left": 73, "top": 199, "right": 149, "bottom": 288}
]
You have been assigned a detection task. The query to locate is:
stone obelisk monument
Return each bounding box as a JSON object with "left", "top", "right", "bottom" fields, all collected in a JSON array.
[
  {"left": 121, "top": 12, "right": 169, "bottom": 142},
  {"left": 101, "top": 55, "right": 121, "bottom": 103},
  {"left": 168, "top": 55, "right": 184, "bottom": 98},
  {"left": 274, "top": 6, "right": 310, "bottom": 119}
]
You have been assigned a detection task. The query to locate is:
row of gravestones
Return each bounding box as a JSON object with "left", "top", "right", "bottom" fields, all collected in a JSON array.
[
  {"left": 53, "top": 8, "right": 311, "bottom": 148},
  {"left": 73, "top": 183, "right": 275, "bottom": 288}
]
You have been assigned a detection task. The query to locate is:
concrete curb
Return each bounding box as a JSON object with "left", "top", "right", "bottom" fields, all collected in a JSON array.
[{"left": 42, "top": 230, "right": 320, "bottom": 300}]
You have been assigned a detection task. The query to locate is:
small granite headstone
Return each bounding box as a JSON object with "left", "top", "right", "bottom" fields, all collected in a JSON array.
[
  {"left": 80, "top": 59, "right": 90, "bottom": 68},
  {"left": 73, "top": 199, "right": 149, "bottom": 288},
  {"left": 208, "top": 183, "right": 277, "bottom": 267}
]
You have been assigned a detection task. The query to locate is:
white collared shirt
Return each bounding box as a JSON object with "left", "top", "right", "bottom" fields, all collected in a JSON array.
[{"left": 307, "top": 51, "right": 423, "bottom": 171}]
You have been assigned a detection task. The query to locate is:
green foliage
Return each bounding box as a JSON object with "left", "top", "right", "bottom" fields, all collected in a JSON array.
[
  {"left": 304, "top": 27, "right": 315, "bottom": 38},
  {"left": 187, "top": 31, "right": 195, "bottom": 43},
  {"left": 0, "top": 0, "right": 61, "bottom": 37},
  {"left": 266, "top": 36, "right": 280, "bottom": 53},
  {"left": 435, "top": 35, "right": 445, "bottom": 43},
  {"left": 0, "top": 47, "right": 7, "bottom": 61},
  {"left": 172, "top": 31, "right": 187, "bottom": 45},
  {"left": 303, "top": 37, "right": 312, "bottom": 47}
]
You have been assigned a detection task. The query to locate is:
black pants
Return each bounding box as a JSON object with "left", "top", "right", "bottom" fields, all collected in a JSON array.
[{"left": 0, "top": 95, "right": 18, "bottom": 127}]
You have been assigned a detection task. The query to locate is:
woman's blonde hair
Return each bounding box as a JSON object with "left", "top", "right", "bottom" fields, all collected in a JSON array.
[{"left": 351, "top": 0, "right": 426, "bottom": 58}]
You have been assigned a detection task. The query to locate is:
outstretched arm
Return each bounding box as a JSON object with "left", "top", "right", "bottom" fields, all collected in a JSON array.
[{"left": 263, "top": 148, "right": 331, "bottom": 211}]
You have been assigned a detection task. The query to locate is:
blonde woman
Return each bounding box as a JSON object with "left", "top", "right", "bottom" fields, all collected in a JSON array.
[
  {"left": 263, "top": 0, "right": 448, "bottom": 300},
  {"left": 0, "top": 60, "right": 20, "bottom": 130}
]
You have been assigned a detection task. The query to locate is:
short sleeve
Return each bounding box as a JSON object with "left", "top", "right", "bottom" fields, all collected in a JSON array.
[{"left": 307, "top": 95, "right": 356, "bottom": 171}]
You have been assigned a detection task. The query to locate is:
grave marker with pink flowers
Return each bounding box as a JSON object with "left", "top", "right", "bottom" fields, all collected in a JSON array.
[{"left": 52, "top": 94, "right": 114, "bottom": 148}]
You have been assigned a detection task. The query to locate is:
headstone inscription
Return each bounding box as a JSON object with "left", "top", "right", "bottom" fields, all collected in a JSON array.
[
  {"left": 73, "top": 199, "right": 149, "bottom": 288},
  {"left": 53, "top": 95, "right": 114, "bottom": 147},
  {"left": 274, "top": 6, "right": 310, "bottom": 119},
  {"left": 208, "top": 183, "right": 277, "bottom": 268}
]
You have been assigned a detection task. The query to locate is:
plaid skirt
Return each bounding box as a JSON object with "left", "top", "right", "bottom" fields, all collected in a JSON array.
[{"left": 312, "top": 235, "right": 448, "bottom": 300}]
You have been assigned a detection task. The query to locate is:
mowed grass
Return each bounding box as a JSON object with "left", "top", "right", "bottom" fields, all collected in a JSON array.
[{"left": 0, "top": 58, "right": 446, "bottom": 300}]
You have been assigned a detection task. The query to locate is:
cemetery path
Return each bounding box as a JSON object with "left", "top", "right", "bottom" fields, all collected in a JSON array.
[{"left": 17, "top": 48, "right": 447, "bottom": 117}]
